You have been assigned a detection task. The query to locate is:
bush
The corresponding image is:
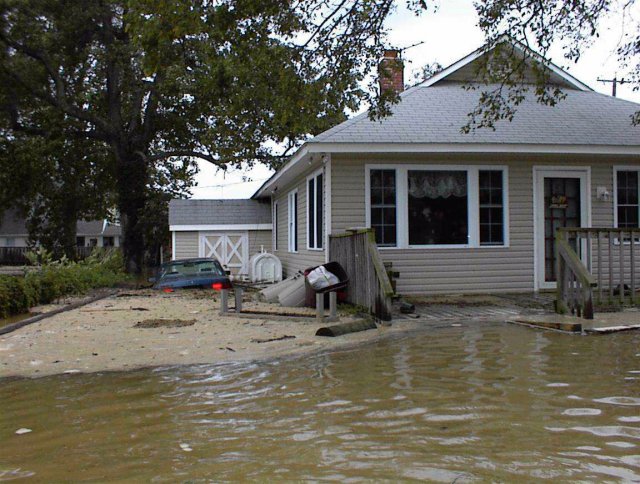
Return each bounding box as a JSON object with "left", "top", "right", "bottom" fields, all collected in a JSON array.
[{"left": 0, "top": 248, "right": 127, "bottom": 319}]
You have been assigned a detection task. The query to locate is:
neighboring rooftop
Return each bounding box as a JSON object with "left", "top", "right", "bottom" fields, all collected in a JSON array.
[
  {"left": 0, "top": 208, "right": 120, "bottom": 236},
  {"left": 169, "top": 199, "right": 271, "bottom": 226}
]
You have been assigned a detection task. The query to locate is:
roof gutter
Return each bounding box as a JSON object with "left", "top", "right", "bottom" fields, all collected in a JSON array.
[{"left": 303, "top": 142, "right": 640, "bottom": 156}]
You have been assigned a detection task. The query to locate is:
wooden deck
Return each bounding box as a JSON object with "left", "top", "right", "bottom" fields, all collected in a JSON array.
[{"left": 511, "top": 310, "right": 640, "bottom": 334}]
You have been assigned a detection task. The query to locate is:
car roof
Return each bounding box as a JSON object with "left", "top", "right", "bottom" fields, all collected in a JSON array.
[{"left": 161, "top": 258, "right": 220, "bottom": 266}]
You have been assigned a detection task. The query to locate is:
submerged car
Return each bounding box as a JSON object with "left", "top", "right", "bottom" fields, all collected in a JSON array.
[{"left": 151, "top": 258, "right": 232, "bottom": 291}]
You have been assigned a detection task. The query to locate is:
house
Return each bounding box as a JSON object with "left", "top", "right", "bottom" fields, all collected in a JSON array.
[
  {"left": 247, "top": 41, "right": 640, "bottom": 295},
  {"left": 169, "top": 199, "right": 272, "bottom": 275},
  {"left": 0, "top": 208, "right": 121, "bottom": 248}
]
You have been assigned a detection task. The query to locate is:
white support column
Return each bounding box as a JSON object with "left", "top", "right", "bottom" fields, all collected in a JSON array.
[{"left": 324, "top": 154, "right": 332, "bottom": 263}]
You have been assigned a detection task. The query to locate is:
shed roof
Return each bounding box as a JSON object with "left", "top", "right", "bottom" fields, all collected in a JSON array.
[{"left": 169, "top": 199, "right": 272, "bottom": 226}]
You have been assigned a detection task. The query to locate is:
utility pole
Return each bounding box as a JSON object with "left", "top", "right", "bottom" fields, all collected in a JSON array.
[{"left": 597, "top": 76, "right": 629, "bottom": 97}]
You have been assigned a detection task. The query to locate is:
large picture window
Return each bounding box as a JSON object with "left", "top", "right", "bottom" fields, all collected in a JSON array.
[
  {"left": 288, "top": 190, "right": 298, "bottom": 252},
  {"left": 370, "top": 169, "right": 397, "bottom": 247},
  {"left": 307, "top": 171, "right": 324, "bottom": 249},
  {"left": 616, "top": 169, "right": 639, "bottom": 228},
  {"left": 408, "top": 170, "right": 468, "bottom": 245},
  {"left": 367, "top": 165, "right": 508, "bottom": 248}
]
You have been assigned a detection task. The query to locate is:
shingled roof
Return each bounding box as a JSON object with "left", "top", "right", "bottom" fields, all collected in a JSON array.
[
  {"left": 169, "top": 199, "right": 271, "bottom": 226},
  {"left": 311, "top": 85, "right": 640, "bottom": 146},
  {"left": 253, "top": 40, "right": 640, "bottom": 199}
]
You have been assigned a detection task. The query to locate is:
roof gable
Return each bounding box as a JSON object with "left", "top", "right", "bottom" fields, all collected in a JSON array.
[{"left": 420, "top": 38, "right": 591, "bottom": 92}]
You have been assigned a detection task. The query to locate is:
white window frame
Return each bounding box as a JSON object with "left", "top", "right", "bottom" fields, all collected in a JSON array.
[
  {"left": 273, "top": 200, "right": 278, "bottom": 251},
  {"left": 287, "top": 189, "right": 298, "bottom": 253},
  {"left": 365, "top": 164, "right": 509, "bottom": 249},
  {"left": 307, "top": 168, "right": 324, "bottom": 250},
  {"left": 613, "top": 166, "right": 640, "bottom": 229}
]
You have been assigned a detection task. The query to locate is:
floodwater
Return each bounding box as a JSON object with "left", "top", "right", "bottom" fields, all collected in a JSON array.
[
  {"left": 1, "top": 322, "right": 639, "bottom": 482},
  {"left": 0, "top": 313, "right": 34, "bottom": 330}
]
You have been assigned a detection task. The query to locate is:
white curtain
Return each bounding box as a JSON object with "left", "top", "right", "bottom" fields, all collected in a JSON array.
[{"left": 408, "top": 171, "right": 467, "bottom": 199}]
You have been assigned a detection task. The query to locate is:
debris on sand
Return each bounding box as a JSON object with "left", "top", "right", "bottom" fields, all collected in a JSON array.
[
  {"left": 251, "top": 335, "right": 296, "bottom": 343},
  {"left": 134, "top": 319, "right": 196, "bottom": 329}
]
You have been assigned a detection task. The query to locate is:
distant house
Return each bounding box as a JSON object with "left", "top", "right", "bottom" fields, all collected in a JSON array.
[
  {"left": 0, "top": 208, "right": 121, "bottom": 249},
  {"left": 171, "top": 40, "right": 640, "bottom": 295},
  {"left": 169, "top": 199, "right": 272, "bottom": 275}
]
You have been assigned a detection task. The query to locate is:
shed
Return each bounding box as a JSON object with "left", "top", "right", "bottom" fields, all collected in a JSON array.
[{"left": 169, "top": 199, "right": 272, "bottom": 276}]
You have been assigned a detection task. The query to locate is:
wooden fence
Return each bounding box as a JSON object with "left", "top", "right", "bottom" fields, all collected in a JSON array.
[
  {"left": 328, "top": 229, "right": 394, "bottom": 321},
  {"left": 556, "top": 227, "right": 640, "bottom": 319},
  {"left": 0, "top": 246, "right": 109, "bottom": 266}
]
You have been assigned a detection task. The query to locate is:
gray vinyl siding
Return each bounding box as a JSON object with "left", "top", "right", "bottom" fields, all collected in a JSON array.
[
  {"left": 330, "top": 153, "right": 637, "bottom": 295},
  {"left": 248, "top": 230, "right": 272, "bottom": 255},
  {"left": 173, "top": 231, "right": 199, "bottom": 259},
  {"left": 272, "top": 170, "right": 326, "bottom": 277}
]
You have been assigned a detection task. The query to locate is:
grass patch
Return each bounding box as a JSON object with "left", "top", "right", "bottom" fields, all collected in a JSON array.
[{"left": 0, "top": 249, "right": 128, "bottom": 319}]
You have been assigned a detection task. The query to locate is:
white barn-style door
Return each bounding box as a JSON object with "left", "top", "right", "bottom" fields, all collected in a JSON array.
[{"left": 199, "top": 232, "right": 249, "bottom": 275}]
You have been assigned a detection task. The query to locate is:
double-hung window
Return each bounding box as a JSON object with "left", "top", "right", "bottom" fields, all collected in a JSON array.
[
  {"left": 288, "top": 190, "right": 298, "bottom": 252},
  {"left": 479, "top": 170, "right": 505, "bottom": 246},
  {"left": 615, "top": 168, "right": 639, "bottom": 228},
  {"left": 307, "top": 170, "right": 324, "bottom": 249},
  {"left": 370, "top": 169, "right": 397, "bottom": 247},
  {"left": 367, "top": 166, "right": 507, "bottom": 248}
]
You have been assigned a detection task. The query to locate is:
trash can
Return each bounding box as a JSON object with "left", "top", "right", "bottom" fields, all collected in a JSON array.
[{"left": 304, "top": 262, "right": 349, "bottom": 308}]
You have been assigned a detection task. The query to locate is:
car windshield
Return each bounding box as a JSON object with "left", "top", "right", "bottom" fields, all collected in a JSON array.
[{"left": 160, "top": 260, "right": 225, "bottom": 278}]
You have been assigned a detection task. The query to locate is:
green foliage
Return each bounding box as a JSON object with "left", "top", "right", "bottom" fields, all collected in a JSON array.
[
  {"left": 467, "top": 0, "right": 639, "bottom": 130},
  {"left": 0, "top": 248, "right": 127, "bottom": 319}
]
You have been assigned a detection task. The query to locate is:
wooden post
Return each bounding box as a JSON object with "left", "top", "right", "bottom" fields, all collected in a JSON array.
[
  {"left": 328, "top": 291, "right": 338, "bottom": 322},
  {"left": 620, "top": 230, "right": 625, "bottom": 304},
  {"left": 316, "top": 293, "right": 325, "bottom": 322},
  {"left": 597, "top": 231, "right": 603, "bottom": 303},
  {"left": 234, "top": 287, "right": 243, "bottom": 313},
  {"left": 631, "top": 230, "right": 636, "bottom": 304},
  {"left": 608, "top": 231, "right": 614, "bottom": 300},
  {"left": 556, "top": 230, "right": 565, "bottom": 313},
  {"left": 220, "top": 289, "right": 229, "bottom": 315}
]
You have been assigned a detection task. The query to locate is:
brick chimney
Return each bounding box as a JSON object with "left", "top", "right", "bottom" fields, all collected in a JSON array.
[{"left": 379, "top": 49, "right": 404, "bottom": 95}]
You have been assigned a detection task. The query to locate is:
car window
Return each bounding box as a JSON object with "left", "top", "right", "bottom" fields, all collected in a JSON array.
[{"left": 160, "top": 260, "right": 225, "bottom": 278}]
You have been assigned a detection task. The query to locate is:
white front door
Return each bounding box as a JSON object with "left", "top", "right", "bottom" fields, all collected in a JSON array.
[
  {"left": 200, "top": 232, "right": 249, "bottom": 275},
  {"left": 534, "top": 167, "right": 591, "bottom": 290}
]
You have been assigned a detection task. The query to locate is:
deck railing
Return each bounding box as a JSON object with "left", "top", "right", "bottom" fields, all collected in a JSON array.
[
  {"left": 328, "top": 229, "right": 395, "bottom": 321},
  {"left": 555, "top": 228, "right": 640, "bottom": 318}
]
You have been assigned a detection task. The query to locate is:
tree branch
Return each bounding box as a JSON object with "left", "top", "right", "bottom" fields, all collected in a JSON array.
[
  {"left": 139, "top": 150, "right": 226, "bottom": 167},
  {"left": 0, "top": 34, "right": 113, "bottom": 137}
]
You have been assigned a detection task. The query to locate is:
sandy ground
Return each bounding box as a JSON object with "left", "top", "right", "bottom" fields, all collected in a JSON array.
[{"left": 0, "top": 290, "right": 414, "bottom": 379}]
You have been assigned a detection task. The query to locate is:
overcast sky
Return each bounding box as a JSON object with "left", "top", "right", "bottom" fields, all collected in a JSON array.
[{"left": 191, "top": 1, "right": 640, "bottom": 200}]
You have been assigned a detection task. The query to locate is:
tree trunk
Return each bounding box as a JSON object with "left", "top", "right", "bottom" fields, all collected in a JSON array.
[
  {"left": 116, "top": 151, "right": 148, "bottom": 274},
  {"left": 59, "top": 204, "right": 78, "bottom": 260}
]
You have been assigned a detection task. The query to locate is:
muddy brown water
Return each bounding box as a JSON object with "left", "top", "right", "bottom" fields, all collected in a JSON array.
[
  {"left": 1, "top": 322, "right": 639, "bottom": 482},
  {"left": 0, "top": 313, "right": 35, "bottom": 330}
]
